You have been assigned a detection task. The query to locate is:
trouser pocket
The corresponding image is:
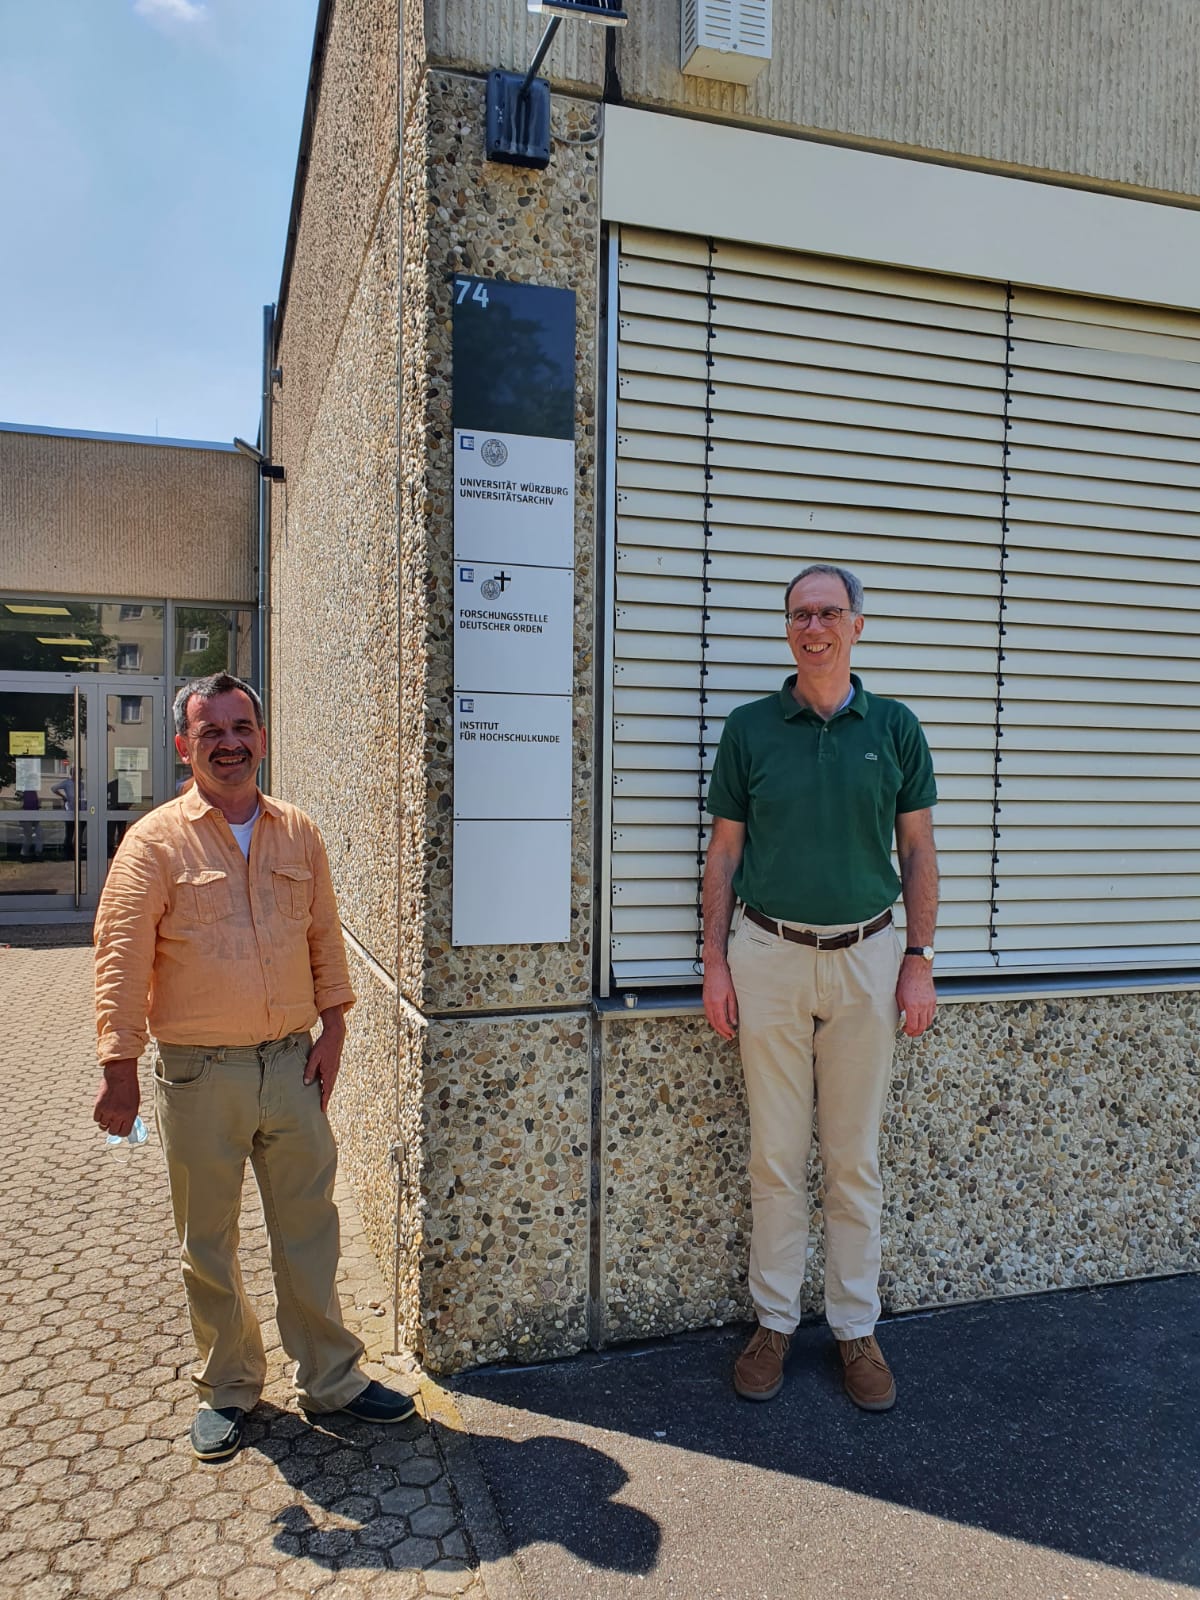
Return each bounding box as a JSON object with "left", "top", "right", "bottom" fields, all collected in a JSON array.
[{"left": 154, "top": 1044, "right": 215, "bottom": 1088}]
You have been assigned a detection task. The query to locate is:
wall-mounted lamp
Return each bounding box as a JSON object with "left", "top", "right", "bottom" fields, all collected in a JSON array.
[
  {"left": 233, "top": 436, "right": 286, "bottom": 482},
  {"left": 486, "top": 0, "right": 627, "bottom": 170}
]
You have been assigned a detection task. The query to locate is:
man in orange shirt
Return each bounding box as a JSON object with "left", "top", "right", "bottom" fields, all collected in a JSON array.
[{"left": 93, "top": 672, "right": 414, "bottom": 1462}]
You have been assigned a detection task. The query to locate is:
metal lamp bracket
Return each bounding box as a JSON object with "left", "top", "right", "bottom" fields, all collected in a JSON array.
[{"left": 486, "top": 2, "right": 627, "bottom": 168}]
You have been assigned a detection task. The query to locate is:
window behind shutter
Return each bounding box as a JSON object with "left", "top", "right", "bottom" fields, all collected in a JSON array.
[
  {"left": 609, "top": 227, "right": 1009, "bottom": 985},
  {"left": 995, "top": 288, "right": 1200, "bottom": 967}
]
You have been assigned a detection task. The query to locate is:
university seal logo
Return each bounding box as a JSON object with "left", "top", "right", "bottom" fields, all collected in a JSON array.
[{"left": 481, "top": 438, "right": 508, "bottom": 468}]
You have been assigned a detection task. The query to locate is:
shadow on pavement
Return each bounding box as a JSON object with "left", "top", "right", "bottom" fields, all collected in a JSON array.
[
  {"left": 452, "top": 1274, "right": 1200, "bottom": 1593},
  {"left": 233, "top": 1400, "right": 457, "bottom": 1577},
  {"left": 433, "top": 1429, "right": 662, "bottom": 1574}
]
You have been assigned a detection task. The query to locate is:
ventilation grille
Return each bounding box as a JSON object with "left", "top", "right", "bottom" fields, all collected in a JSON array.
[{"left": 681, "top": 0, "right": 771, "bottom": 83}]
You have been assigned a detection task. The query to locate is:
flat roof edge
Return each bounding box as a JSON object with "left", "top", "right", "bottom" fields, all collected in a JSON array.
[
  {"left": 273, "top": 0, "right": 334, "bottom": 351},
  {"left": 0, "top": 422, "right": 239, "bottom": 453}
]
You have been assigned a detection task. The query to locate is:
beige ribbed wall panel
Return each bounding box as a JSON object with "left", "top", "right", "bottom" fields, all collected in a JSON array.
[
  {"left": 1, "top": 432, "right": 255, "bottom": 602},
  {"left": 424, "top": 0, "right": 605, "bottom": 89},
  {"left": 619, "top": 0, "right": 1200, "bottom": 200}
]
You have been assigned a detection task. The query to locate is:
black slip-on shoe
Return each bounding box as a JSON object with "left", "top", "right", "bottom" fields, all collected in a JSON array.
[
  {"left": 327, "top": 1379, "right": 417, "bottom": 1425},
  {"left": 190, "top": 1405, "right": 246, "bottom": 1462}
]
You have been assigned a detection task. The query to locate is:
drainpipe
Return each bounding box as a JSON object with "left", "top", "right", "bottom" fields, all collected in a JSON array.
[{"left": 258, "top": 301, "right": 275, "bottom": 789}]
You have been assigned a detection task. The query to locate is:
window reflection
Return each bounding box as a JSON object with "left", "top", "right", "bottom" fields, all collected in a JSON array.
[
  {"left": 107, "top": 694, "right": 153, "bottom": 861},
  {"left": 174, "top": 607, "right": 253, "bottom": 678},
  {"left": 1, "top": 598, "right": 253, "bottom": 679},
  {"left": 0, "top": 597, "right": 164, "bottom": 675},
  {"left": 0, "top": 690, "right": 86, "bottom": 897}
]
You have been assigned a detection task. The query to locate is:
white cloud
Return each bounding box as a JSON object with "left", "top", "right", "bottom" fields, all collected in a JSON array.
[{"left": 133, "top": 0, "right": 209, "bottom": 26}]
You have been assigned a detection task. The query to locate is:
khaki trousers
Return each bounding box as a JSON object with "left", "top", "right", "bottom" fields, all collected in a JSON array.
[
  {"left": 728, "top": 909, "right": 903, "bottom": 1341},
  {"left": 154, "top": 1032, "right": 367, "bottom": 1414}
]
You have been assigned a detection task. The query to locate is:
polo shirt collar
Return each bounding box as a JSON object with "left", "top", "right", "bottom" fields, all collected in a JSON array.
[{"left": 778, "top": 672, "right": 869, "bottom": 721}]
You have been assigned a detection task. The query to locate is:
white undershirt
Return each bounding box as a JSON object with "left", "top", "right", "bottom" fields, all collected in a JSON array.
[{"left": 228, "top": 806, "right": 260, "bottom": 860}]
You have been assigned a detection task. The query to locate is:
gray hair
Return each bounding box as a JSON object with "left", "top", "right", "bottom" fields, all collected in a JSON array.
[
  {"left": 173, "top": 672, "right": 264, "bottom": 736},
  {"left": 783, "top": 563, "right": 864, "bottom": 616}
]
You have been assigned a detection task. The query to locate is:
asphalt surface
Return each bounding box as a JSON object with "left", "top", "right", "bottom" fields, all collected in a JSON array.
[{"left": 452, "top": 1275, "right": 1200, "bottom": 1600}]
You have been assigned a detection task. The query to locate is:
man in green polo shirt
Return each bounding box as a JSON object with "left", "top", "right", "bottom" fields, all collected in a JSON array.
[{"left": 703, "top": 562, "right": 938, "bottom": 1410}]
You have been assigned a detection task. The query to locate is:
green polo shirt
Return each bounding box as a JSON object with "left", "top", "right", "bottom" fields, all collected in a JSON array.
[{"left": 705, "top": 673, "right": 937, "bottom": 925}]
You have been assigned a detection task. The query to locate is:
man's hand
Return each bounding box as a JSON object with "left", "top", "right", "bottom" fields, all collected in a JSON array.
[
  {"left": 304, "top": 1008, "right": 347, "bottom": 1113},
  {"left": 701, "top": 817, "right": 745, "bottom": 1042},
  {"left": 896, "top": 956, "right": 937, "bottom": 1038},
  {"left": 703, "top": 959, "right": 740, "bottom": 1041},
  {"left": 93, "top": 1060, "right": 140, "bottom": 1137}
]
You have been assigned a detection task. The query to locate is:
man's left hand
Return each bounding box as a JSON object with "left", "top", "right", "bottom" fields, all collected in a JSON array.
[
  {"left": 896, "top": 956, "right": 937, "bottom": 1038},
  {"left": 304, "top": 1010, "right": 346, "bottom": 1113}
]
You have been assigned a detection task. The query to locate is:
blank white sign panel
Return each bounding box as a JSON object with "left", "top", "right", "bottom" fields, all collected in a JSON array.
[{"left": 452, "top": 820, "right": 573, "bottom": 946}]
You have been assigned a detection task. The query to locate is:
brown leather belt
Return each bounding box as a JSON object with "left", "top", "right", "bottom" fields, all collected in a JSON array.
[{"left": 742, "top": 905, "right": 893, "bottom": 950}]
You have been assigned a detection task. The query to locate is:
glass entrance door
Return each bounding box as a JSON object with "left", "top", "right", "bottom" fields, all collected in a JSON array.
[
  {"left": 1, "top": 685, "right": 89, "bottom": 909},
  {"left": 0, "top": 683, "right": 166, "bottom": 918},
  {"left": 102, "top": 691, "right": 163, "bottom": 872}
]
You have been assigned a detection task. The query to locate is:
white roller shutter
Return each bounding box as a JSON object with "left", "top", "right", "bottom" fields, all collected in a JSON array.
[
  {"left": 609, "top": 229, "right": 1200, "bottom": 989},
  {"left": 610, "top": 227, "right": 1008, "bottom": 985},
  {"left": 995, "top": 288, "right": 1200, "bottom": 968}
]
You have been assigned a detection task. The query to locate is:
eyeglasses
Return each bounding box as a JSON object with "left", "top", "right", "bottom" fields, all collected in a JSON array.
[{"left": 785, "top": 606, "right": 853, "bottom": 628}]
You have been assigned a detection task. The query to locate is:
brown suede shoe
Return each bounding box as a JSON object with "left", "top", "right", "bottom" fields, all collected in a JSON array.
[
  {"left": 733, "top": 1324, "right": 791, "bottom": 1401},
  {"left": 838, "top": 1334, "right": 896, "bottom": 1411}
]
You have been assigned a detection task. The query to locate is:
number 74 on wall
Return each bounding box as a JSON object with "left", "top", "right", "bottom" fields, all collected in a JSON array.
[{"left": 454, "top": 278, "right": 491, "bottom": 308}]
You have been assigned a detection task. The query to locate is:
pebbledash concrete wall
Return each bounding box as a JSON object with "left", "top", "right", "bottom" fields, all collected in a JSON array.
[
  {"left": 269, "top": 0, "right": 602, "bottom": 1366},
  {"left": 406, "top": 67, "right": 600, "bottom": 1370},
  {"left": 599, "top": 998, "right": 1200, "bottom": 1344},
  {"left": 268, "top": 0, "right": 1200, "bottom": 1374},
  {"left": 269, "top": 0, "right": 416, "bottom": 1336}
]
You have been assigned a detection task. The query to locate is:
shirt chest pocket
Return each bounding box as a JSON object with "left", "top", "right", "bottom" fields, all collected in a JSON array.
[
  {"left": 271, "top": 863, "right": 313, "bottom": 920},
  {"left": 173, "top": 869, "right": 234, "bottom": 925}
]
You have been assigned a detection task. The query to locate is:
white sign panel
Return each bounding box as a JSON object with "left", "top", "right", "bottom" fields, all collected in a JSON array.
[
  {"left": 114, "top": 746, "right": 150, "bottom": 772},
  {"left": 14, "top": 758, "right": 41, "bottom": 792},
  {"left": 454, "top": 429, "right": 574, "bottom": 568},
  {"left": 453, "top": 562, "right": 573, "bottom": 694},
  {"left": 453, "top": 820, "right": 572, "bottom": 945},
  {"left": 455, "top": 693, "right": 572, "bottom": 821}
]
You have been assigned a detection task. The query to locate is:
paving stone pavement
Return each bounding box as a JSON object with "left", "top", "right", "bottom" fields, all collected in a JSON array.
[{"left": 0, "top": 941, "right": 494, "bottom": 1600}]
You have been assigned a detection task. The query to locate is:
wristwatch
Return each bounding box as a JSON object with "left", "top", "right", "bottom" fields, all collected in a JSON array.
[{"left": 904, "top": 945, "right": 935, "bottom": 962}]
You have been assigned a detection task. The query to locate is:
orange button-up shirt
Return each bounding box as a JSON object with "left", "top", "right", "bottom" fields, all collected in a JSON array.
[{"left": 94, "top": 786, "right": 356, "bottom": 1063}]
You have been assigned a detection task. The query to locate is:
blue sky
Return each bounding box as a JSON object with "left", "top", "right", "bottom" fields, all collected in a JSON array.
[{"left": 0, "top": 0, "right": 319, "bottom": 444}]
